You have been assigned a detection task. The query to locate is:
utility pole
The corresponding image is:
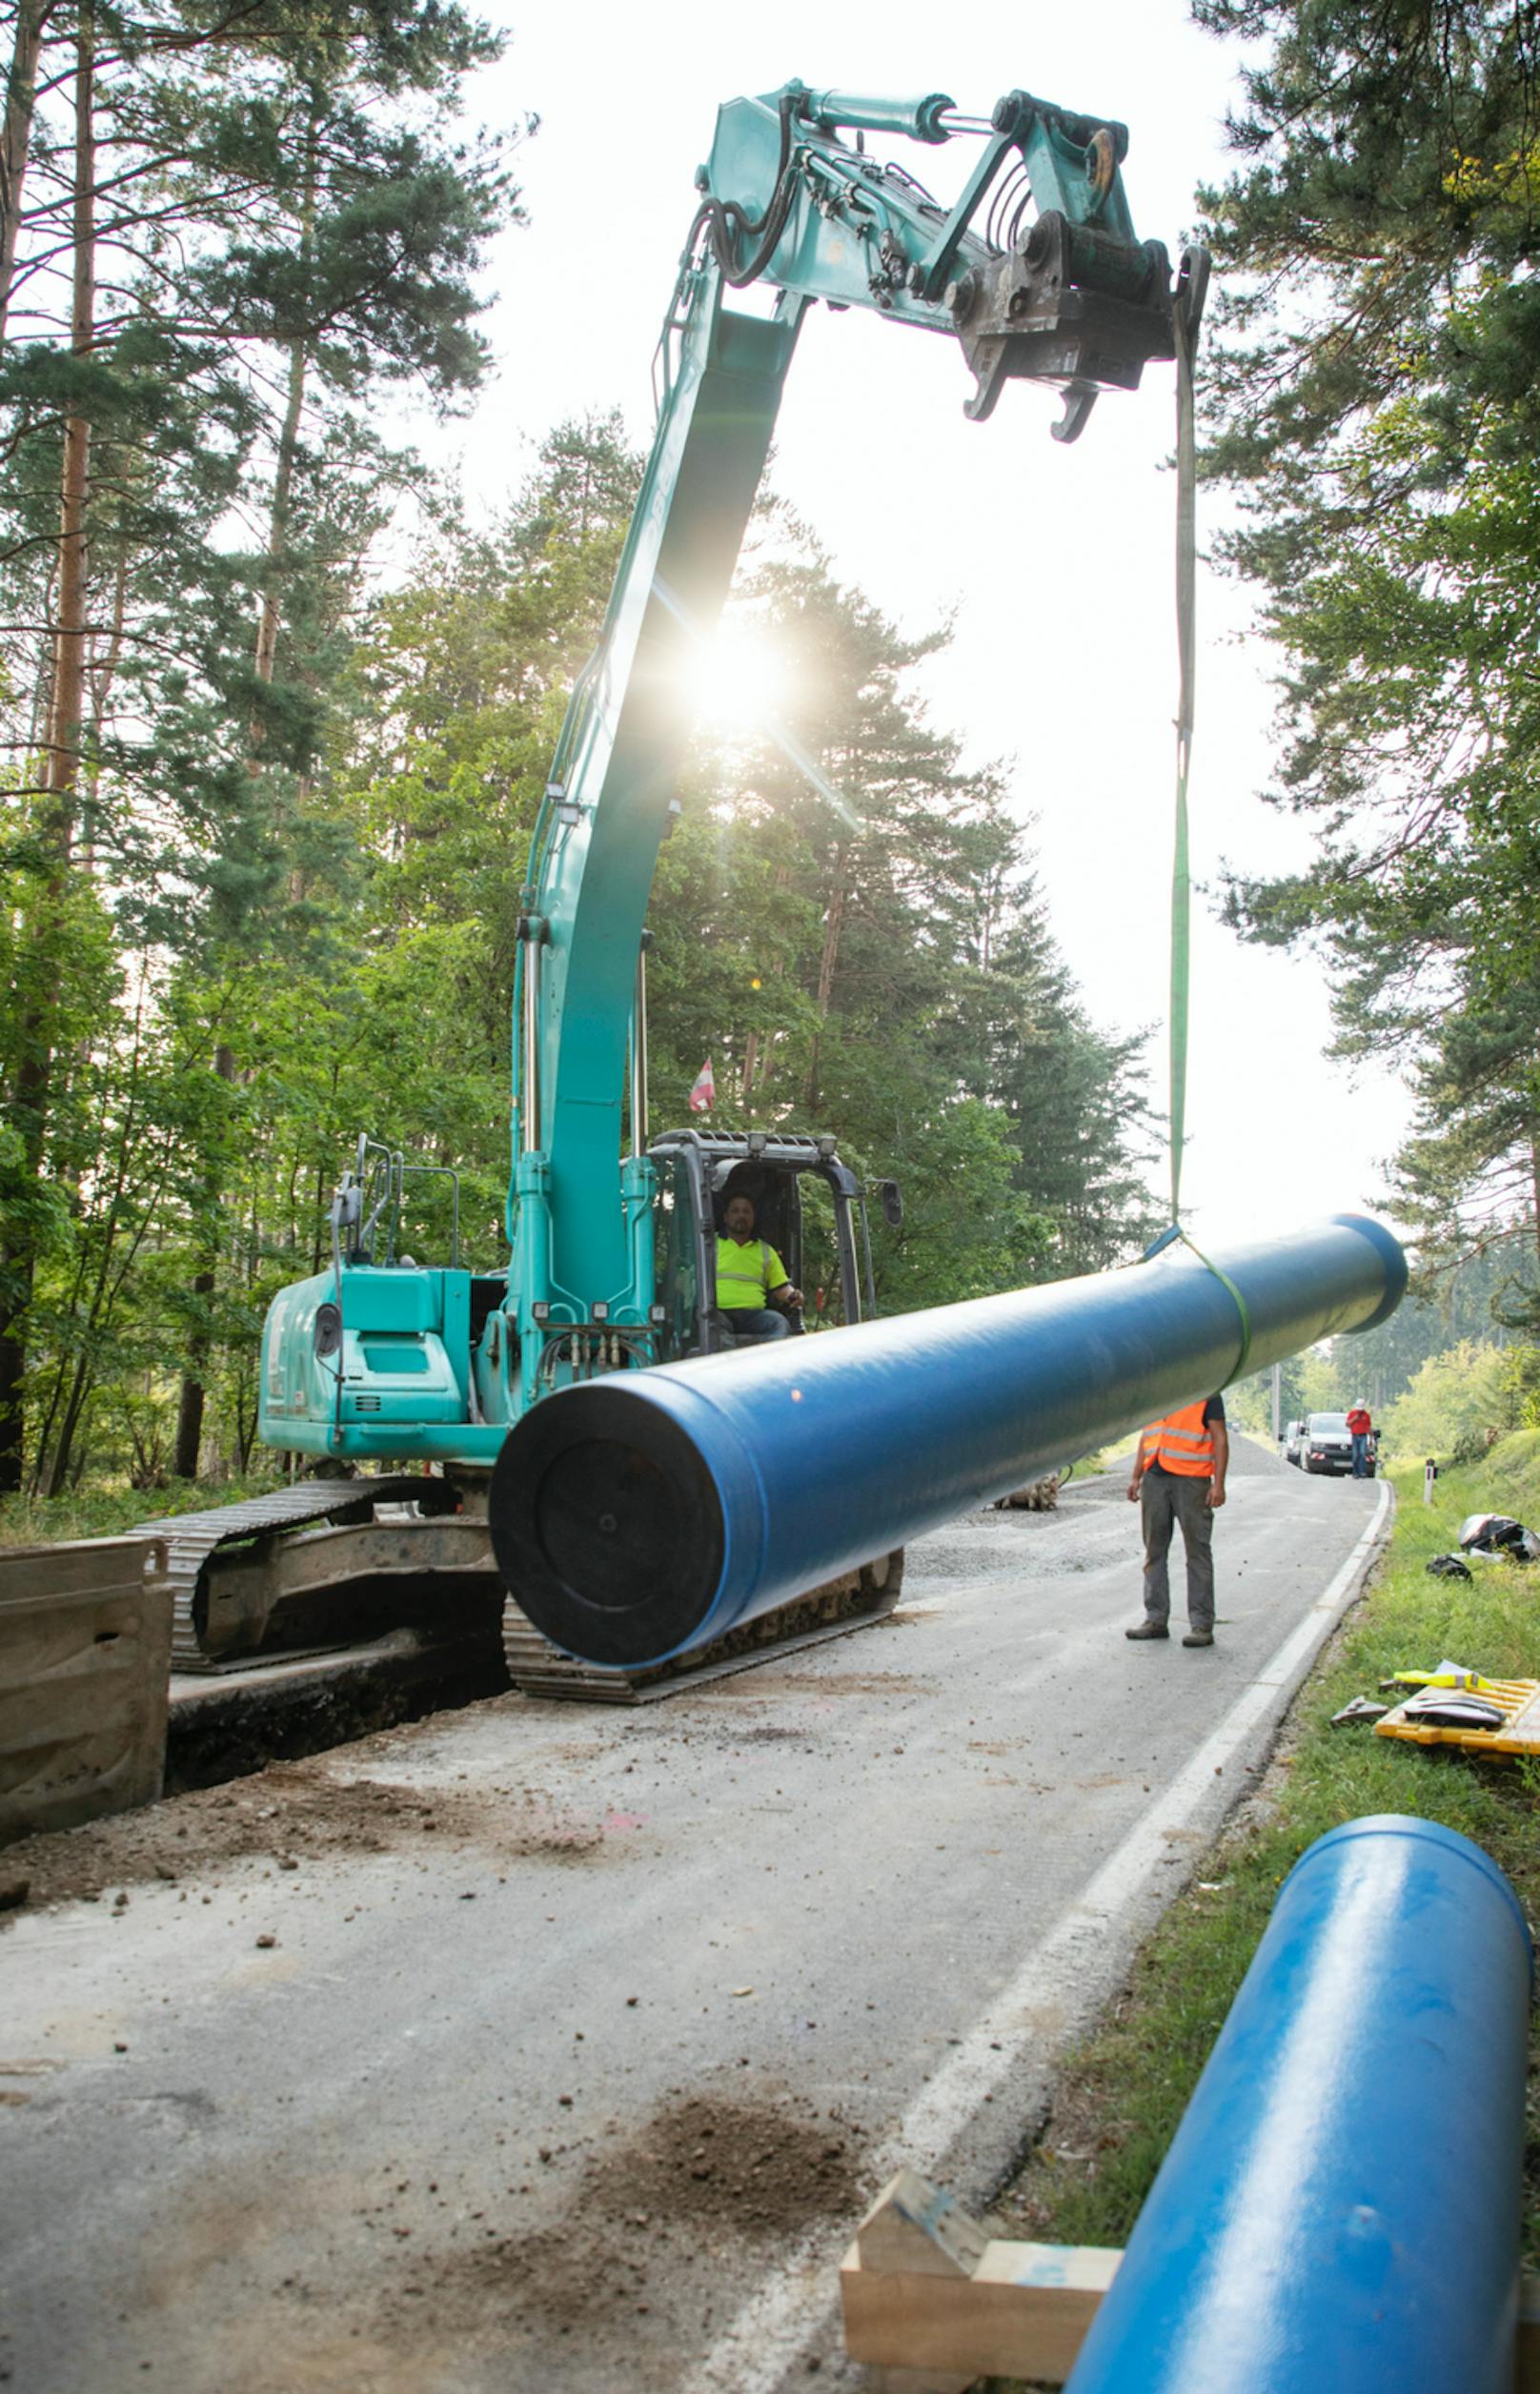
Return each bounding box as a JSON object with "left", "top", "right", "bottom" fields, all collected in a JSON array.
[{"left": 1271, "top": 1361, "right": 1282, "bottom": 1442}]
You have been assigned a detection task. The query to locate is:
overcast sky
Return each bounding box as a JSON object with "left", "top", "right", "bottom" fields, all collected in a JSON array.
[{"left": 423, "top": 2, "right": 1414, "bottom": 1248}]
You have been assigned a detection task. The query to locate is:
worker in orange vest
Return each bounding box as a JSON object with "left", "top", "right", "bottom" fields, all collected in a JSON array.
[{"left": 1125, "top": 1395, "right": 1229, "bottom": 1648}]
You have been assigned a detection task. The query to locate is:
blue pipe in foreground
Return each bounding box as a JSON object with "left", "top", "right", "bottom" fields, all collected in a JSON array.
[
  {"left": 1064, "top": 1816, "right": 1532, "bottom": 2394},
  {"left": 487, "top": 1212, "right": 1404, "bottom": 1668}
]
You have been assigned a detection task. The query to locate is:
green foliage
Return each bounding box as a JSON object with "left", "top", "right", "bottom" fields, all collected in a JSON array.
[
  {"left": 0, "top": 0, "right": 529, "bottom": 1489},
  {"left": 1381, "top": 1338, "right": 1540, "bottom": 1461},
  {"left": 0, "top": 1468, "right": 287, "bottom": 1549},
  {"left": 869, "top": 1100, "right": 1055, "bottom": 1313},
  {"left": 1299, "top": 1348, "right": 1349, "bottom": 1415},
  {"left": 1477, "top": 1425, "right": 1540, "bottom": 1515},
  {"left": 1223, "top": 1372, "right": 1274, "bottom": 1435},
  {"left": 1196, "top": 2, "right": 1540, "bottom": 1296},
  {"left": 2, "top": 2, "right": 522, "bottom": 881},
  {"left": 1343, "top": 1231, "right": 1534, "bottom": 1401}
]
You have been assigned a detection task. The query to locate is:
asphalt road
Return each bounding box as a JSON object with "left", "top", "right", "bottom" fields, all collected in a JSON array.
[{"left": 0, "top": 1441, "right": 1387, "bottom": 2394}]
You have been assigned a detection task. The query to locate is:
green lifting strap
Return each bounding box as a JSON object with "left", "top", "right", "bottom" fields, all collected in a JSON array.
[
  {"left": 1142, "top": 1220, "right": 1255, "bottom": 1381},
  {"left": 1170, "top": 268, "right": 1197, "bottom": 1230},
  {"left": 1178, "top": 1225, "right": 1254, "bottom": 1381},
  {"left": 1164, "top": 260, "right": 1251, "bottom": 1382}
]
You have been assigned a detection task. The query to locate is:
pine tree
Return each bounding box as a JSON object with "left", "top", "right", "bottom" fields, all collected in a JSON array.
[
  {"left": 1196, "top": 0, "right": 1540, "bottom": 1304},
  {"left": 0, "top": 0, "right": 524, "bottom": 1489}
]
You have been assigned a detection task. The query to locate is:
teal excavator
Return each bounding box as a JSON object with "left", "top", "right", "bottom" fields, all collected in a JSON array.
[{"left": 156, "top": 79, "right": 1206, "bottom": 1694}]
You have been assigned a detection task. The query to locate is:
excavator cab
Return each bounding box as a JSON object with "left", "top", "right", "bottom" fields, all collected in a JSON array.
[{"left": 647, "top": 1128, "right": 896, "bottom": 1360}]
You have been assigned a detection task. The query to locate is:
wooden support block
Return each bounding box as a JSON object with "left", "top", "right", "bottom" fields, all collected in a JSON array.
[
  {"left": 841, "top": 2169, "right": 1120, "bottom": 2387},
  {"left": 854, "top": 2168, "right": 990, "bottom": 2279},
  {"left": 843, "top": 2181, "right": 1540, "bottom": 2390}
]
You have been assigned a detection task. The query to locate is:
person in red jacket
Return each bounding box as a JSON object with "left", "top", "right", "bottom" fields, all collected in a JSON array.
[
  {"left": 1346, "top": 1400, "right": 1374, "bottom": 1478},
  {"left": 1125, "top": 1395, "right": 1229, "bottom": 1648}
]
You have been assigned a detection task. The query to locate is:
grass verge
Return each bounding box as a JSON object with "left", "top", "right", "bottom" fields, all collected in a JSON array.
[{"left": 986, "top": 1432, "right": 1540, "bottom": 2326}]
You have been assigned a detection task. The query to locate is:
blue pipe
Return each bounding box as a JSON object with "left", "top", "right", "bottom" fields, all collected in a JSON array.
[
  {"left": 1064, "top": 1816, "right": 1531, "bottom": 2394},
  {"left": 487, "top": 1212, "right": 1405, "bottom": 1668}
]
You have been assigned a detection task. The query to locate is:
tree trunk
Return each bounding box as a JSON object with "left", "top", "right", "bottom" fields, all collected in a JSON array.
[
  {"left": 0, "top": 0, "right": 49, "bottom": 343},
  {"left": 40, "top": 1349, "right": 92, "bottom": 1499},
  {"left": 173, "top": 132, "right": 316, "bottom": 1467},
  {"left": 173, "top": 119, "right": 315, "bottom": 1466},
  {"left": 0, "top": 1324, "right": 26, "bottom": 1494},
  {"left": 804, "top": 841, "right": 849, "bottom": 1116},
  {"left": 250, "top": 117, "right": 316, "bottom": 726},
  {"left": 251, "top": 333, "right": 307, "bottom": 704},
  {"left": 172, "top": 1042, "right": 238, "bottom": 1479},
  {"left": 81, "top": 544, "right": 127, "bottom": 870},
  {"left": 0, "top": 10, "right": 92, "bottom": 1495},
  {"left": 45, "top": 10, "right": 93, "bottom": 814},
  {"left": 171, "top": 1288, "right": 214, "bottom": 1480},
  {"left": 816, "top": 846, "right": 849, "bottom": 1013}
]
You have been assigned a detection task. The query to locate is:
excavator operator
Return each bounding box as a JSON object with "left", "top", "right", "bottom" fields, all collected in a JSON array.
[{"left": 715, "top": 1191, "right": 803, "bottom": 1344}]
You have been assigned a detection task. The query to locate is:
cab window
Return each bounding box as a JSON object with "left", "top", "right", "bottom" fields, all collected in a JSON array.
[{"left": 654, "top": 1154, "right": 700, "bottom": 1359}]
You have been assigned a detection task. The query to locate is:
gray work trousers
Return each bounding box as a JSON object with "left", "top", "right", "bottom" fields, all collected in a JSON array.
[{"left": 1141, "top": 1468, "right": 1215, "bottom": 1631}]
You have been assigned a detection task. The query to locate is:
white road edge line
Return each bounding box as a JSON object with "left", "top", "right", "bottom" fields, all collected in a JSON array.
[{"left": 681, "top": 1477, "right": 1394, "bottom": 2394}]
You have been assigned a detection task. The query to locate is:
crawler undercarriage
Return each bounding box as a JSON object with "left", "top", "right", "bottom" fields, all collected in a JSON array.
[{"left": 130, "top": 1476, "right": 903, "bottom": 1703}]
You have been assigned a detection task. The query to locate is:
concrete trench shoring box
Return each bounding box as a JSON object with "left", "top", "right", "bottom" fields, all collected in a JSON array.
[{"left": 0, "top": 1536, "right": 172, "bottom": 1847}]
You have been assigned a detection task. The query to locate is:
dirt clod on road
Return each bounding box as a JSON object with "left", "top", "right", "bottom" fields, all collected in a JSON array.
[
  {"left": 0, "top": 1749, "right": 620, "bottom": 1914},
  {"left": 375, "top": 2086, "right": 864, "bottom": 2358}
]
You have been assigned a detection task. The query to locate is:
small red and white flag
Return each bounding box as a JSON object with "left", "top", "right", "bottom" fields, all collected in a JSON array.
[{"left": 688, "top": 1057, "right": 716, "bottom": 1114}]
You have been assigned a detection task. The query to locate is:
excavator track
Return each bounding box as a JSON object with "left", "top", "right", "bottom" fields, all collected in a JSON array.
[
  {"left": 120, "top": 1474, "right": 903, "bottom": 1698},
  {"left": 125, "top": 1478, "right": 445, "bottom": 1673},
  {"left": 500, "top": 1550, "right": 905, "bottom": 1703}
]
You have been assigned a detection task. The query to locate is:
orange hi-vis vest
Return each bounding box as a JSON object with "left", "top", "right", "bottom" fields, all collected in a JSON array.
[{"left": 1139, "top": 1403, "right": 1215, "bottom": 1478}]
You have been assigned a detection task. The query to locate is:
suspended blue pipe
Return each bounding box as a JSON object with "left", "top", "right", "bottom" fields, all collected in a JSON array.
[
  {"left": 487, "top": 1212, "right": 1405, "bottom": 1668},
  {"left": 1064, "top": 1816, "right": 1532, "bottom": 2394}
]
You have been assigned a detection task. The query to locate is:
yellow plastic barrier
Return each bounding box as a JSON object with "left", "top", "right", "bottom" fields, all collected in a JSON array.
[{"left": 1376, "top": 1678, "right": 1540, "bottom": 1758}]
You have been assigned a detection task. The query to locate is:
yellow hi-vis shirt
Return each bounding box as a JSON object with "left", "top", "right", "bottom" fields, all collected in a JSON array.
[{"left": 716, "top": 1235, "right": 787, "bottom": 1310}]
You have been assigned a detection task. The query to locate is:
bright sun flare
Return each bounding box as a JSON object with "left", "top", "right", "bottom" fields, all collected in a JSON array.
[{"left": 682, "top": 624, "right": 790, "bottom": 736}]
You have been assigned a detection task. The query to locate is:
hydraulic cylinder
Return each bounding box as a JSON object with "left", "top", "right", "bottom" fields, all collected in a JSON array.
[
  {"left": 487, "top": 1212, "right": 1405, "bottom": 1668},
  {"left": 1064, "top": 1816, "right": 1532, "bottom": 2394}
]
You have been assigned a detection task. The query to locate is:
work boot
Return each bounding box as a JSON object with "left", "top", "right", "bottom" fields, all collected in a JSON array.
[
  {"left": 1183, "top": 1628, "right": 1214, "bottom": 1648},
  {"left": 1125, "top": 1621, "right": 1169, "bottom": 1640}
]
